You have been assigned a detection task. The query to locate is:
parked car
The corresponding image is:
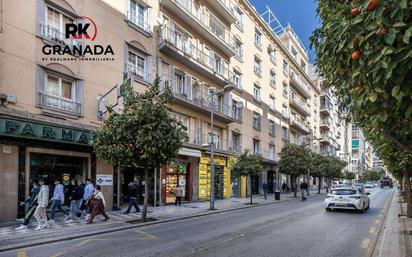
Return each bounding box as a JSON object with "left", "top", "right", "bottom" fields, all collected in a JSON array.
[
  {"left": 364, "top": 182, "right": 375, "bottom": 189},
  {"left": 324, "top": 187, "right": 370, "bottom": 213}
]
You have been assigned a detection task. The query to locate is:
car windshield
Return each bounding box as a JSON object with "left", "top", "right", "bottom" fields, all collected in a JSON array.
[{"left": 330, "top": 189, "right": 357, "bottom": 195}]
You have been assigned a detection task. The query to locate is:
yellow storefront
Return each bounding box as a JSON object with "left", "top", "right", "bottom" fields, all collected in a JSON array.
[{"left": 198, "top": 154, "right": 233, "bottom": 200}]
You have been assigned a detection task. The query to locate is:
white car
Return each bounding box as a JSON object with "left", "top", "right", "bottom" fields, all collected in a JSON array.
[
  {"left": 364, "top": 182, "right": 375, "bottom": 189},
  {"left": 324, "top": 187, "right": 370, "bottom": 213}
]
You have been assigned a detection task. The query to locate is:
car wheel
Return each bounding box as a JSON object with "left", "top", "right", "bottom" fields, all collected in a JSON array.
[
  {"left": 367, "top": 201, "right": 370, "bottom": 210},
  {"left": 325, "top": 208, "right": 331, "bottom": 212},
  {"left": 360, "top": 203, "right": 365, "bottom": 213}
]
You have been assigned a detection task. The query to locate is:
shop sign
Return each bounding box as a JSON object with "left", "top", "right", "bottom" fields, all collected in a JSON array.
[
  {"left": 96, "top": 174, "right": 113, "bottom": 186},
  {"left": 0, "top": 117, "right": 92, "bottom": 145},
  {"left": 178, "top": 163, "right": 185, "bottom": 173},
  {"left": 200, "top": 154, "right": 226, "bottom": 166},
  {"left": 198, "top": 163, "right": 209, "bottom": 200}
]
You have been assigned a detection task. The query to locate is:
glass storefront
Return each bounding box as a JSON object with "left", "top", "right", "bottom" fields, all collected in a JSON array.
[{"left": 165, "top": 162, "right": 189, "bottom": 204}]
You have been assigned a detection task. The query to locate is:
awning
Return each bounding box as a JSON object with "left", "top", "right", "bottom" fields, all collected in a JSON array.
[{"left": 179, "top": 147, "right": 201, "bottom": 157}]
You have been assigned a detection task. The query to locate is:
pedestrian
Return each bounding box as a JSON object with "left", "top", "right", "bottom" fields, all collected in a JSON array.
[
  {"left": 174, "top": 186, "right": 183, "bottom": 206},
  {"left": 123, "top": 180, "right": 140, "bottom": 214},
  {"left": 15, "top": 180, "right": 41, "bottom": 230},
  {"left": 49, "top": 179, "right": 68, "bottom": 223},
  {"left": 65, "top": 179, "right": 84, "bottom": 223},
  {"left": 300, "top": 181, "right": 306, "bottom": 201},
  {"left": 34, "top": 179, "right": 49, "bottom": 230},
  {"left": 81, "top": 178, "right": 94, "bottom": 221},
  {"left": 303, "top": 181, "right": 309, "bottom": 196},
  {"left": 282, "top": 182, "right": 287, "bottom": 194},
  {"left": 262, "top": 182, "right": 268, "bottom": 200},
  {"left": 86, "top": 185, "right": 109, "bottom": 224}
]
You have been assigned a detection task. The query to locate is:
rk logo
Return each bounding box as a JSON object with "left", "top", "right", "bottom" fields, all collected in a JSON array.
[{"left": 65, "top": 16, "right": 97, "bottom": 41}]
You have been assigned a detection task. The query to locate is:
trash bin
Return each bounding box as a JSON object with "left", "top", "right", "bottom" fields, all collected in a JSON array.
[{"left": 274, "top": 191, "right": 281, "bottom": 200}]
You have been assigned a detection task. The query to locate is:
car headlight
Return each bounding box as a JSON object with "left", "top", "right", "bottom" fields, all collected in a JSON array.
[{"left": 349, "top": 196, "right": 361, "bottom": 199}]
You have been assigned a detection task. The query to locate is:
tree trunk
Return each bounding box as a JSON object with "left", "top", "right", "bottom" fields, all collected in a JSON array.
[
  {"left": 250, "top": 176, "right": 253, "bottom": 204},
  {"left": 294, "top": 176, "right": 297, "bottom": 198},
  {"left": 307, "top": 174, "right": 310, "bottom": 196},
  {"left": 318, "top": 177, "right": 321, "bottom": 194},
  {"left": 142, "top": 168, "right": 149, "bottom": 222},
  {"left": 404, "top": 169, "right": 412, "bottom": 218}
]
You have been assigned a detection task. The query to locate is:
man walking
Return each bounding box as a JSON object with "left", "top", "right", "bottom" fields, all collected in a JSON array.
[
  {"left": 82, "top": 178, "right": 95, "bottom": 221},
  {"left": 49, "top": 179, "right": 68, "bottom": 223},
  {"left": 123, "top": 180, "right": 140, "bottom": 214},
  {"left": 15, "top": 180, "right": 40, "bottom": 230},
  {"left": 262, "top": 182, "right": 268, "bottom": 200},
  {"left": 174, "top": 186, "right": 183, "bottom": 206},
  {"left": 282, "top": 182, "right": 287, "bottom": 194},
  {"left": 34, "top": 179, "right": 49, "bottom": 230},
  {"left": 66, "top": 179, "right": 84, "bottom": 222}
]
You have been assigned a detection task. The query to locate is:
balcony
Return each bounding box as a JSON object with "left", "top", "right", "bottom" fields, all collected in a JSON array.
[
  {"left": 320, "top": 96, "right": 332, "bottom": 115},
  {"left": 208, "top": 0, "right": 237, "bottom": 24},
  {"left": 320, "top": 132, "right": 333, "bottom": 144},
  {"left": 39, "top": 23, "right": 81, "bottom": 49},
  {"left": 320, "top": 118, "right": 331, "bottom": 130},
  {"left": 254, "top": 65, "right": 262, "bottom": 77},
  {"left": 163, "top": 78, "right": 242, "bottom": 123},
  {"left": 159, "top": 25, "right": 235, "bottom": 87},
  {"left": 290, "top": 117, "right": 311, "bottom": 134},
  {"left": 38, "top": 92, "right": 82, "bottom": 116},
  {"left": 126, "top": 63, "right": 151, "bottom": 84},
  {"left": 183, "top": 129, "right": 241, "bottom": 154},
  {"left": 261, "top": 151, "right": 280, "bottom": 163},
  {"left": 161, "top": 0, "right": 236, "bottom": 56},
  {"left": 289, "top": 93, "right": 310, "bottom": 117},
  {"left": 289, "top": 70, "right": 311, "bottom": 99}
]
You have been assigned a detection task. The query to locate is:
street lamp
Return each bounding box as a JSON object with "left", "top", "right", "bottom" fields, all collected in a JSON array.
[{"left": 205, "top": 85, "right": 236, "bottom": 211}]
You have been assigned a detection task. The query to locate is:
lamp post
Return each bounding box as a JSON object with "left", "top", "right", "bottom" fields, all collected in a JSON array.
[{"left": 207, "top": 85, "right": 236, "bottom": 211}]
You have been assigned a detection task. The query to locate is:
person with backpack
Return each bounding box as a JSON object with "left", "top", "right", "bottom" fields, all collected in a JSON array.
[{"left": 15, "top": 180, "right": 40, "bottom": 230}]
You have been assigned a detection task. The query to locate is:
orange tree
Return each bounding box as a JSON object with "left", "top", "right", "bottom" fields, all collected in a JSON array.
[{"left": 311, "top": 0, "right": 412, "bottom": 214}]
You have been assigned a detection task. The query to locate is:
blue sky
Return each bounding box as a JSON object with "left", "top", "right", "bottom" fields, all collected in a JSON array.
[{"left": 249, "top": 0, "right": 320, "bottom": 63}]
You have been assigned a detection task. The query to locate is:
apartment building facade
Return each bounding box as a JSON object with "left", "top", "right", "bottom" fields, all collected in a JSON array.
[{"left": 0, "top": 0, "right": 321, "bottom": 222}]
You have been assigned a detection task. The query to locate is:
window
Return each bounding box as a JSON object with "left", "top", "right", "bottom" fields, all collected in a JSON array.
[
  {"left": 291, "top": 46, "right": 298, "bottom": 60},
  {"left": 171, "top": 112, "right": 190, "bottom": 131},
  {"left": 270, "top": 50, "right": 277, "bottom": 65},
  {"left": 301, "top": 60, "right": 307, "bottom": 72},
  {"left": 282, "top": 127, "right": 288, "bottom": 140},
  {"left": 254, "top": 29, "right": 262, "bottom": 49},
  {"left": 46, "top": 74, "right": 74, "bottom": 100},
  {"left": 44, "top": 6, "right": 74, "bottom": 44},
  {"left": 270, "top": 70, "right": 276, "bottom": 87},
  {"left": 254, "top": 56, "right": 262, "bottom": 77},
  {"left": 232, "top": 100, "right": 241, "bottom": 120},
  {"left": 270, "top": 95, "right": 276, "bottom": 111},
  {"left": 269, "top": 120, "right": 276, "bottom": 137},
  {"left": 233, "top": 70, "right": 242, "bottom": 89},
  {"left": 282, "top": 82, "right": 288, "bottom": 97},
  {"left": 253, "top": 139, "right": 260, "bottom": 155},
  {"left": 127, "top": 0, "right": 150, "bottom": 32},
  {"left": 232, "top": 132, "right": 241, "bottom": 152},
  {"left": 269, "top": 144, "right": 276, "bottom": 159},
  {"left": 253, "top": 84, "right": 261, "bottom": 101},
  {"left": 234, "top": 6, "right": 243, "bottom": 29},
  {"left": 208, "top": 132, "right": 220, "bottom": 149},
  {"left": 174, "top": 72, "right": 185, "bottom": 95},
  {"left": 282, "top": 105, "right": 289, "bottom": 118},
  {"left": 283, "top": 61, "right": 289, "bottom": 76},
  {"left": 128, "top": 51, "right": 146, "bottom": 80},
  {"left": 253, "top": 112, "right": 261, "bottom": 131},
  {"left": 234, "top": 39, "right": 243, "bottom": 60}
]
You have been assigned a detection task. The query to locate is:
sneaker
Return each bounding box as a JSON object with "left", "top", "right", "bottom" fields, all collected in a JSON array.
[
  {"left": 64, "top": 215, "right": 70, "bottom": 221},
  {"left": 65, "top": 219, "right": 75, "bottom": 224},
  {"left": 15, "top": 218, "right": 24, "bottom": 223},
  {"left": 48, "top": 220, "right": 55, "bottom": 225},
  {"left": 34, "top": 225, "right": 43, "bottom": 231},
  {"left": 15, "top": 225, "right": 28, "bottom": 231}
]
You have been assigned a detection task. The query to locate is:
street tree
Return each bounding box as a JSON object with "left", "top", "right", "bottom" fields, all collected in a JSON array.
[
  {"left": 310, "top": 152, "right": 326, "bottom": 194},
  {"left": 278, "top": 143, "right": 313, "bottom": 197},
  {"left": 232, "top": 151, "right": 263, "bottom": 204},
  {"left": 322, "top": 156, "right": 346, "bottom": 186},
  {"left": 362, "top": 169, "right": 382, "bottom": 181},
  {"left": 92, "top": 77, "right": 188, "bottom": 221}
]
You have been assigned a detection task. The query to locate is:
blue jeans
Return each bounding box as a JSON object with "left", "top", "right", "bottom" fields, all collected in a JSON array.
[
  {"left": 124, "top": 197, "right": 140, "bottom": 213},
  {"left": 68, "top": 200, "right": 81, "bottom": 220},
  {"left": 50, "top": 199, "right": 67, "bottom": 220}
]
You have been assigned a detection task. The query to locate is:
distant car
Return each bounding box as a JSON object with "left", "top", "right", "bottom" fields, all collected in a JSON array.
[
  {"left": 354, "top": 183, "right": 364, "bottom": 189},
  {"left": 324, "top": 187, "right": 370, "bottom": 213},
  {"left": 364, "top": 182, "right": 374, "bottom": 189}
]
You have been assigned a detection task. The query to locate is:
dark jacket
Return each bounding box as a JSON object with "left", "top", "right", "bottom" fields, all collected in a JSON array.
[
  {"left": 127, "top": 183, "right": 138, "bottom": 198},
  {"left": 262, "top": 183, "right": 268, "bottom": 192},
  {"left": 26, "top": 185, "right": 40, "bottom": 207},
  {"left": 70, "top": 184, "right": 84, "bottom": 201}
]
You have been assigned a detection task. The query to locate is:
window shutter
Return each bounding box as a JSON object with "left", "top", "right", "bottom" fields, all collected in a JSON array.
[
  {"left": 36, "top": 66, "right": 45, "bottom": 105},
  {"left": 168, "top": 65, "right": 175, "bottom": 90},
  {"left": 124, "top": 42, "right": 129, "bottom": 75},
  {"left": 146, "top": 7, "right": 152, "bottom": 32},
  {"left": 75, "top": 80, "right": 84, "bottom": 116},
  {"left": 185, "top": 75, "right": 192, "bottom": 100},
  {"left": 36, "top": 0, "right": 46, "bottom": 36},
  {"left": 146, "top": 55, "right": 152, "bottom": 82}
]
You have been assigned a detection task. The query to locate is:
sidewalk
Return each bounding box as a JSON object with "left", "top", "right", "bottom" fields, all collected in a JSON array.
[
  {"left": 0, "top": 191, "right": 325, "bottom": 252},
  {"left": 372, "top": 190, "right": 412, "bottom": 257}
]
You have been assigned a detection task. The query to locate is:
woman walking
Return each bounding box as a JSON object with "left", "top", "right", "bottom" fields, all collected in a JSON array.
[
  {"left": 86, "top": 185, "right": 109, "bottom": 224},
  {"left": 34, "top": 179, "right": 49, "bottom": 230}
]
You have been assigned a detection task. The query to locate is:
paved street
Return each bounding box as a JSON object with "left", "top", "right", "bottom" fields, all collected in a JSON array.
[{"left": 0, "top": 188, "right": 393, "bottom": 257}]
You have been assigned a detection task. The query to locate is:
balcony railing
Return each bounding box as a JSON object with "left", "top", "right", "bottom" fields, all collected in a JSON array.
[
  {"left": 255, "top": 40, "right": 262, "bottom": 50},
  {"left": 125, "top": 11, "right": 151, "bottom": 33},
  {"left": 159, "top": 25, "right": 235, "bottom": 86},
  {"left": 254, "top": 65, "right": 262, "bottom": 77},
  {"left": 164, "top": 78, "right": 242, "bottom": 122},
  {"left": 290, "top": 116, "right": 310, "bottom": 133},
  {"left": 126, "top": 63, "right": 151, "bottom": 83},
  {"left": 290, "top": 70, "right": 311, "bottom": 98},
  {"left": 38, "top": 92, "right": 82, "bottom": 116},
  {"left": 183, "top": 128, "right": 241, "bottom": 154},
  {"left": 289, "top": 92, "right": 310, "bottom": 116},
  {"left": 262, "top": 151, "right": 280, "bottom": 162},
  {"left": 320, "top": 118, "right": 331, "bottom": 127},
  {"left": 167, "top": 0, "right": 235, "bottom": 55},
  {"left": 39, "top": 23, "right": 81, "bottom": 48},
  {"left": 320, "top": 103, "right": 332, "bottom": 114}
]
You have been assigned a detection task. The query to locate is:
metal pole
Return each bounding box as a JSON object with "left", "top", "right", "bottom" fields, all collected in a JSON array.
[{"left": 210, "top": 93, "right": 215, "bottom": 211}]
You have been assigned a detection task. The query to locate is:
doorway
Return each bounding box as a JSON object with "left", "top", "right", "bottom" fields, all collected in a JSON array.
[{"left": 267, "top": 170, "right": 274, "bottom": 193}]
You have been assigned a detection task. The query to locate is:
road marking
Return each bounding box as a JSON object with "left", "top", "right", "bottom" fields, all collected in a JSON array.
[
  {"left": 375, "top": 219, "right": 381, "bottom": 225},
  {"left": 75, "top": 238, "right": 107, "bottom": 247},
  {"left": 16, "top": 252, "right": 27, "bottom": 257},
  {"left": 50, "top": 252, "right": 66, "bottom": 257},
  {"left": 134, "top": 228, "right": 158, "bottom": 240},
  {"left": 361, "top": 238, "right": 371, "bottom": 249},
  {"left": 369, "top": 227, "right": 376, "bottom": 234}
]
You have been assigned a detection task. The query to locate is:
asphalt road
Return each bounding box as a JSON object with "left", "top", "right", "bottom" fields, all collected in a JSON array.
[{"left": 2, "top": 188, "right": 393, "bottom": 257}]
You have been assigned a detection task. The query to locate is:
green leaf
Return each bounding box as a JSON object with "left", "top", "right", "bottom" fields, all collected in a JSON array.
[
  {"left": 384, "top": 32, "right": 396, "bottom": 45},
  {"left": 391, "top": 85, "right": 400, "bottom": 97},
  {"left": 369, "top": 93, "right": 378, "bottom": 102},
  {"left": 406, "top": 105, "right": 412, "bottom": 117},
  {"left": 392, "top": 22, "right": 407, "bottom": 27}
]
